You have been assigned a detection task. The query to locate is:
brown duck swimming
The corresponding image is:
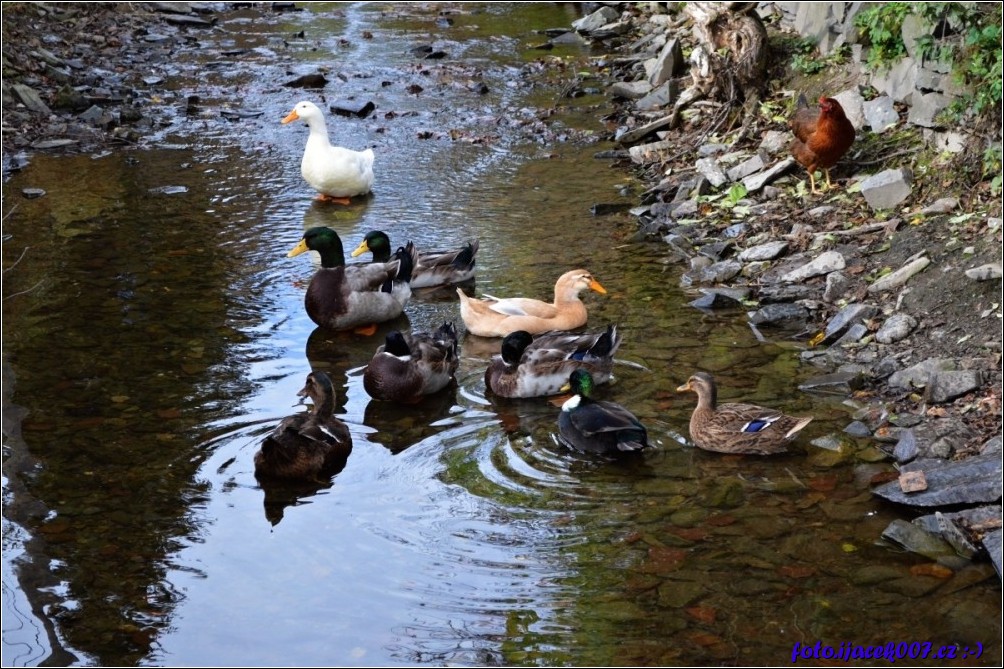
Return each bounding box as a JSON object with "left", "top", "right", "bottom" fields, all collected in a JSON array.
[
  {"left": 254, "top": 371, "right": 352, "bottom": 481},
  {"left": 676, "top": 372, "right": 812, "bottom": 455}
]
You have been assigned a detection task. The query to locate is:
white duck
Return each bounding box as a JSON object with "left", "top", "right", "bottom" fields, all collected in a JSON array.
[{"left": 282, "top": 100, "right": 375, "bottom": 204}]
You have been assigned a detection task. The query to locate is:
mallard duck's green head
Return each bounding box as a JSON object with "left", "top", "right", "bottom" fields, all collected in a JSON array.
[
  {"left": 676, "top": 372, "right": 716, "bottom": 407},
  {"left": 383, "top": 331, "right": 411, "bottom": 357},
  {"left": 500, "top": 331, "right": 533, "bottom": 366},
  {"left": 350, "top": 230, "right": 392, "bottom": 262},
  {"left": 563, "top": 369, "right": 596, "bottom": 398},
  {"left": 287, "top": 227, "right": 345, "bottom": 267}
]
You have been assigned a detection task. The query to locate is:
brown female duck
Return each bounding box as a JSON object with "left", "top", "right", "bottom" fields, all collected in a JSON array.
[
  {"left": 254, "top": 371, "right": 352, "bottom": 481},
  {"left": 676, "top": 372, "right": 812, "bottom": 455}
]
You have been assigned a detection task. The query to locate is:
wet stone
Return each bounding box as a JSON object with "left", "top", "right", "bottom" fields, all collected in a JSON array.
[
  {"left": 758, "top": 283, "right": 815, "bottom": 303},
  {"left": 21, "top": 188, "right": 46, "bottom": 199},
  {"left": 330, "top": 100, "right": 376, "bottom": 118},
  {"left": 875, "top": 312, "right": 917, "bottom": 344},
  {"left": 849, "top": 565, "right": 905, "bottom": 585},
  {"left": 608, "top": 80, "right": 653, "bottom": 100},
  {"left": 749, "top": 302, "right": 808, "bottom": 327},
  {"left": 833, "top": 322, "right": 869, "bottom": 347},
  {"left": 821, "top": 303, "right": 881, "bottom": 344},
  {"left": 874, "top": 451, "right": 1003, "bottom": 507},
  {"left": 680, "top": 260, "right": 741, "bottom": 286},
  {"left": 893, "top": 429, "right": 918, "bottom": 463},
  {"left": 690, "top": 291, "right": 741, "bottom": 310},
  {"left": 798, "top": 371, "right": 863, "bottom": 395},
  {"left": 657, "top": 580, "right": 705, "bottom": 608},
  {"left": 878, "top": 576, "right": 945, "bottom": 598},
  {"left": 284, "top": 73, "right": 328, "bottom": 89},
  {"left": 881, "top": 519, "right": 959, "bottom": 562},
  {"left": 843, "top": 421, "right": 871, "bottom": 438},
  {"left": 983, "top": 530, "right": 1002, "bottom": 578}
]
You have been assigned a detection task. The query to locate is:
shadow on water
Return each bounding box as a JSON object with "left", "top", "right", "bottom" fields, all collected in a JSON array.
[{"left": 2, "top": 3, "right": 1000, "bottom": 667}]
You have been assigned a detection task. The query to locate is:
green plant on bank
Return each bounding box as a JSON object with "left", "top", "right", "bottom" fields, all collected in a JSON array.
[
  {"left": 853, "top": 3, "right": 911, "bottom": 69},
  {"left": 856, "top": 3, "right": 1002, "bottom": 193},
  {"left": 791, "top": 42, "right": 850, "bottom": 76}
]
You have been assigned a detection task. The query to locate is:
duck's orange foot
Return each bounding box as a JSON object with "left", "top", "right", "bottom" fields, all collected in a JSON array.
[
  {"left": 354, "top": 323, "right": 378, "bottom": 336},
  {"left": 315, "top": 194, "right": 353, "bottom": 205}
]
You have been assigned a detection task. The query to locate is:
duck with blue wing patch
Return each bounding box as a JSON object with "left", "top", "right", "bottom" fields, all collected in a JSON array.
[{"left": 676, "top": 372, "right": 812, "bottom": 455}]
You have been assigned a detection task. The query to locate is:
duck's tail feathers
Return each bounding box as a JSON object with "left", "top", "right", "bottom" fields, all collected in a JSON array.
[
  {"left": 784, "top": 416, "right": 814, "bottom": 439},
  {"left": 589, "top": 324, "right": 622, "bottom": 358},
  {"left": 393, "top": 242, "right": 419, "bottom": 283},
  {"left": 452, "top": 239, "right": 479, "bottom": 270}
]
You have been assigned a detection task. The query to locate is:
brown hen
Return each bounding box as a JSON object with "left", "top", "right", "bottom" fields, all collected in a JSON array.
[{"left": 789, "top": 94, "right": 855, "bottom": 194}]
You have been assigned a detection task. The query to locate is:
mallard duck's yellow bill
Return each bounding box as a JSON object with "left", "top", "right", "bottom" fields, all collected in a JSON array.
[
  {"left": 589, "top": 279, "right": 607, "bottom": 294},
  {"left": 287, "top": 239, "right": 310, "bottom": 257},
  {"left": 350, "top": 241, "right": 370, "bottom": 257},
  {"left": 676, "top": 382, "right": 692, "bottom": 392},
  {"left": 281, "top": 109, "right": 299, "bottom": 124},
  {"left": 559, "top": 382, "right": 571, "bottom": 393}
]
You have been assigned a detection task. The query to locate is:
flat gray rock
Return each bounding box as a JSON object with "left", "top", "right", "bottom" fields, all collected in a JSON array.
[
  {"left": 875, "top": 312, "right": 917, "bottom": 344},
  {"left": 926, "top": 370, "right": 983, "bottom": 404},
  {"left": 738, "top": 241, "right": 788, "bottom": 262},
  {"left": 983, "top": 529, "right": 1002, "bottom": 579},
  {"left": 781, "top": 250, "right": 845, "bottom": 283},
  {"left": 861, "top": 168, "right": 913, "bottom": 210},
  {"left": 873, "top": 451, "right": 1003, "bottom": 507},
  {"left": 798, "top": 371, "right": 864, "bottom": 395}
]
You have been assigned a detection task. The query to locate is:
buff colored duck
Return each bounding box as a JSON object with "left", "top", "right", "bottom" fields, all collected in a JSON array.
[
  {"left": 363, "top": 323, "right": 460, "bottom": 403},
  {"left": 282, "top": 100, "right": 375, "bottom": 204},
  {"left": 456, "top": 269, "right": 606, "bottom": 337},
  {"left": 676, "top": 372, "right": 813, "bottom": 455},
  {"left": 351, "top": 230, "right": 478, "bottom": 289},
  {"left": 288, "top": 226, "right": 417, "bottom": 334},
  {"left": 485, "top": 325, "right": 621, "bottom": 398},
  {"left": 254, "top": 371, "right": 352, "bottom": 482}
]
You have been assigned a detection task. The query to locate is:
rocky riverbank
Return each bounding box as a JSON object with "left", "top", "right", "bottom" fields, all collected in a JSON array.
[
  {"left": 3, "top": 2, "right": 1001, "bottom": 576},
  {"left": 562, "top": 3, "right": 1002, "bottom": 577}
]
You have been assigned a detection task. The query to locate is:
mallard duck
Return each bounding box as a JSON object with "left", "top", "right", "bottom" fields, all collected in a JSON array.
[
  {"left": 254, "top": 371, "right": 352, "bottom": 481},
  {"left": 282, "top": 100, "right": 375, "bottom": 204},
  {"left": 676, "top": 372, "right": 813, "bottom": 455},
  {"left": 350, "top": 230, "right": 478, "bottom": 289},
  {"left": 288, "top": 226, "right": 417, "bottom": 334},
  {"left": 485, "top": 325, "right": 621, "bottom": 398},
  {"left": 456, "top": 269, "right": 606, "bottom": 337},
  {"left": 557, "top": 369, "right": 650, "bottom": 455},
  {"left": 363, "top": 322, "right": 460, "bottom": 403}
]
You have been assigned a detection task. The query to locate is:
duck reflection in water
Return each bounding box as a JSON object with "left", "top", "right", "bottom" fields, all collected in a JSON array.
[
  {"left": 362, "top": 384, "right": 460, "bottom": 454},
  {"left": 254, "top": 371, "right": 352, "bottom": 524}
]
